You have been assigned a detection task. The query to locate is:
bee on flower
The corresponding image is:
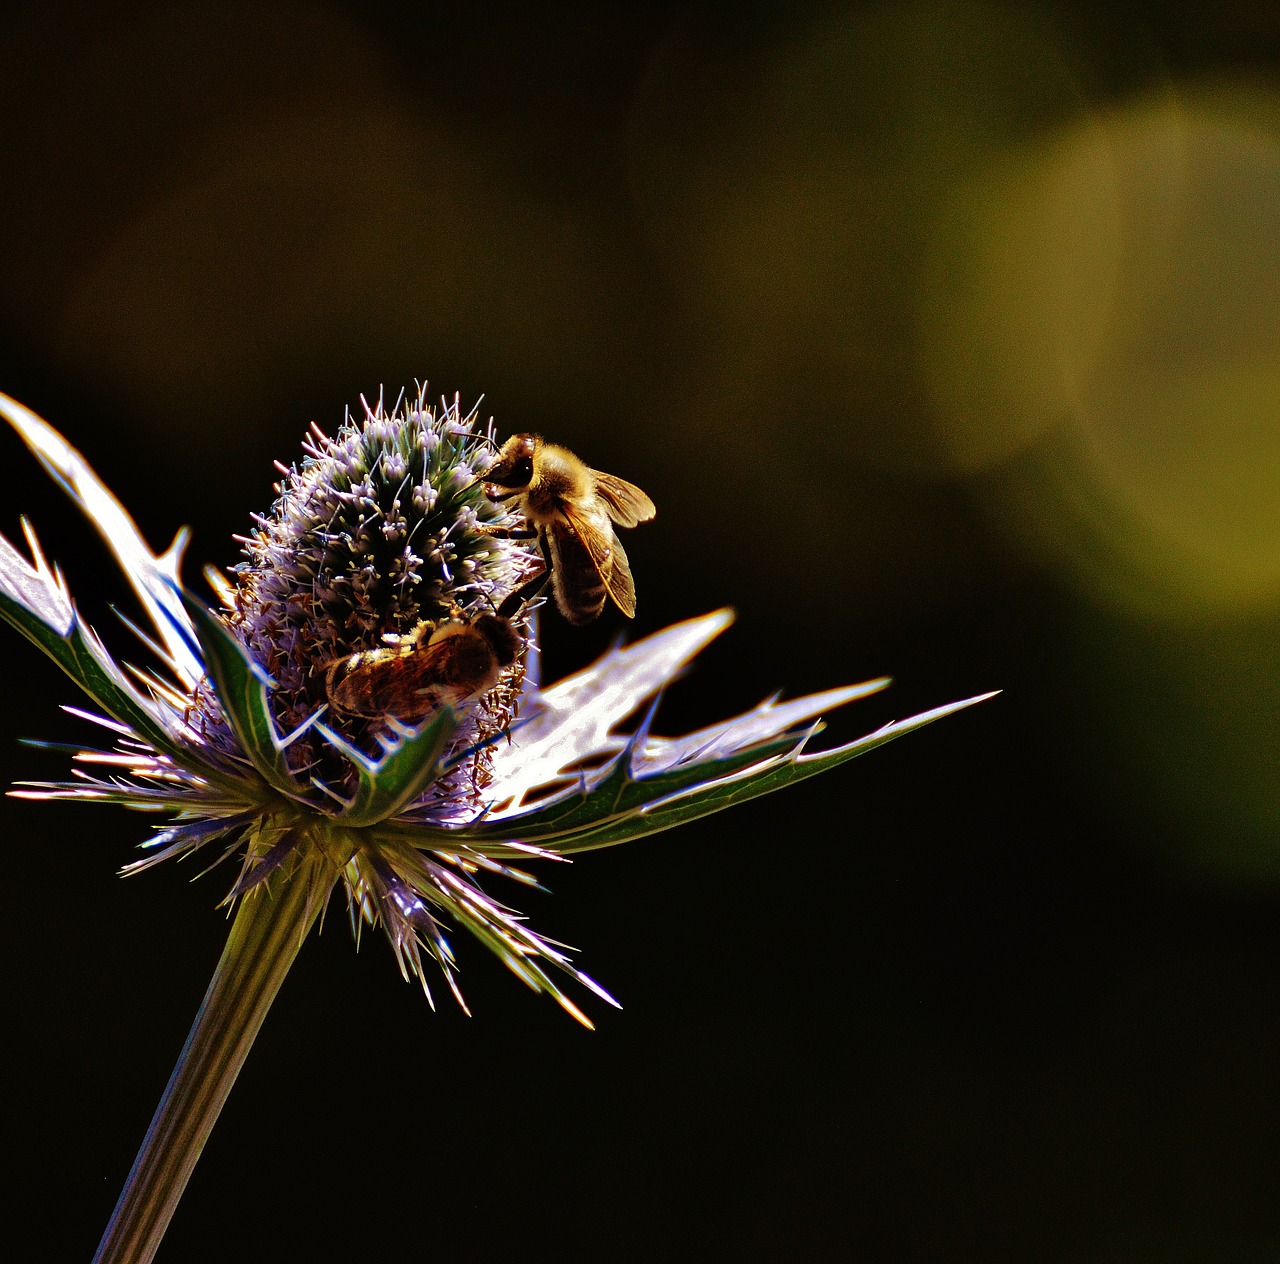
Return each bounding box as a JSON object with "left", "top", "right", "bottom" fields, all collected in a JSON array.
[{"left": 0, "top": 386, "right": 993, "bottom": 1264}]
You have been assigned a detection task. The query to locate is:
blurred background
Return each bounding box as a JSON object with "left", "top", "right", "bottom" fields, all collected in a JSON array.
[{"left": 3, "top": 1, "right": 1280, "bottom": 1260}]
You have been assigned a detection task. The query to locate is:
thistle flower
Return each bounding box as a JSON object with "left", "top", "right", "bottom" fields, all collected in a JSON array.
[{"left": 0, "top": 387, "right": 992, "bottom": 1264}]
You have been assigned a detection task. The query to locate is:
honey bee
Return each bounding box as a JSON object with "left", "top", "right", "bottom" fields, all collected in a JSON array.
[
  {"left": 483, "top": 434, "right": 656, "bottom": 625},
  {"left": 324, "top": 612, "right": 522, "bottom": 722}
]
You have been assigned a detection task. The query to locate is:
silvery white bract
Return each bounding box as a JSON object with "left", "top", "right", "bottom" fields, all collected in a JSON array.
[
  {"left": 0, "top": 387, "right": 990, "bottom": 1022},
  {"left": 0, "top": 388, "right": 993, "bottom": 1264}
]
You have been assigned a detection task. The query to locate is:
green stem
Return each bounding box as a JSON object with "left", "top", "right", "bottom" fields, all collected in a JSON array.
[{"left": 92, "top": 848, "right": 335, "bottom": 1264}]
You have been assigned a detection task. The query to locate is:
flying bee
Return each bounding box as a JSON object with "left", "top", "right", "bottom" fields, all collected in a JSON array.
[
  {"left": 324, "top": 611, "right": 523, "bottom": 723},
  {"left": 483, "top": 433, "right": 656, "bottom": 625}
]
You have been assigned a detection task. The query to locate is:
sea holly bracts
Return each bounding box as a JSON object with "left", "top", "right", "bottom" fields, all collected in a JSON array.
[
  {"left": 0, "top": 387, "right": 994, "bottom": 1264},
  {"left": 0, "top": 386, "right": 993, "bottom": 1021}
]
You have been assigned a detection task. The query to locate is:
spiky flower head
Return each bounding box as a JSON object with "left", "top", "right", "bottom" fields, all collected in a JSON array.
[
  {"left": 0, "top": 387, "right": 991, "bottom": 1026},
  {"left": 218, "top": 390, "right": 537, "bottom": 812}
]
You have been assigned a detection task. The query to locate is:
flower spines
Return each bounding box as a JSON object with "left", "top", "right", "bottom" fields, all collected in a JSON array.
[
  {"left": 224, "top": 389, "right": 537, "bottom": 797},
  {"left": 340, "top": 836, "right": 616, "bottom": 1024},
  {"left": 0, "top": 385, "right": 993, "bottom": 1032}
]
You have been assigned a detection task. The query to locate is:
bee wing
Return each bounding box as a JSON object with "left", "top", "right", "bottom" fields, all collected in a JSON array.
[
  {"left": 591, "top": 471, "right": 656, "bottom": 528},
  {"left": 602, "top": 531, "right": 637, "bottom": 617},
  {"left": 559, "top": 501, "right": 637, "bottom": 618},
  {"left": 388, "top": 634, "right": 479, "bottom": 717},
  {"left": 401, "top": 634, "right": 459, "bottom": 685}
]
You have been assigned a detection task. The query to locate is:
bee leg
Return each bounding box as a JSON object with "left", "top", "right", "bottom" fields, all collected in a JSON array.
[
  {"left": 474, "top": 522, "right": 538, "bottom": 540},
  {"left": 496, "top": 569, "right": 550, "bottom": 620},
  {"left": 491, "top": 530, "right": 553, "bottom": 619},
  {"left": 381, "top": 621, "right": 420, "bottom": 646}
]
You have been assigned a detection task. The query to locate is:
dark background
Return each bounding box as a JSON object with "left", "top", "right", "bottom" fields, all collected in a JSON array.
[{"left": 4, "top": 2, "right": 1280, "bottom": 1260}]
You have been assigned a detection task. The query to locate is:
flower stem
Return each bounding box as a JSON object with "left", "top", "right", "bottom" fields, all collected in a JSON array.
[{"left": 92, "top": 849, "right": 335, "bottom": 1264}]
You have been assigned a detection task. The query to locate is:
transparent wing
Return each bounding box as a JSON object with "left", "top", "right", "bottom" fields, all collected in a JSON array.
[
  {"left": 560, "top": 502, "right": 636, "bottom": 617},
  {"left": 592, "top": 471, "right": 656, "bottom": 528},
  {"left": 601, "top": 533, "right": 636, "bottom": 617}
]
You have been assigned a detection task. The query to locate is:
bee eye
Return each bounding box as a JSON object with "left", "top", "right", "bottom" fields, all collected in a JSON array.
[{"left": 486, "top": 453, "right": 534, "bottom": 489}]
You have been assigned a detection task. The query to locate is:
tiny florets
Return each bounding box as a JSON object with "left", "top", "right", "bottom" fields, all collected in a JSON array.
[{"left": 218, "top": 387, "right": 539, "bottom": 804}]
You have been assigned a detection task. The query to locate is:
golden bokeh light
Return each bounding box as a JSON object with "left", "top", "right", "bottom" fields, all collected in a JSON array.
[
  {"left": 919, "top": 118, "right": 1127, "bottom": 471},
  {"left": 924, "top": 81, "right": 1280, "bottom": 616}
]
